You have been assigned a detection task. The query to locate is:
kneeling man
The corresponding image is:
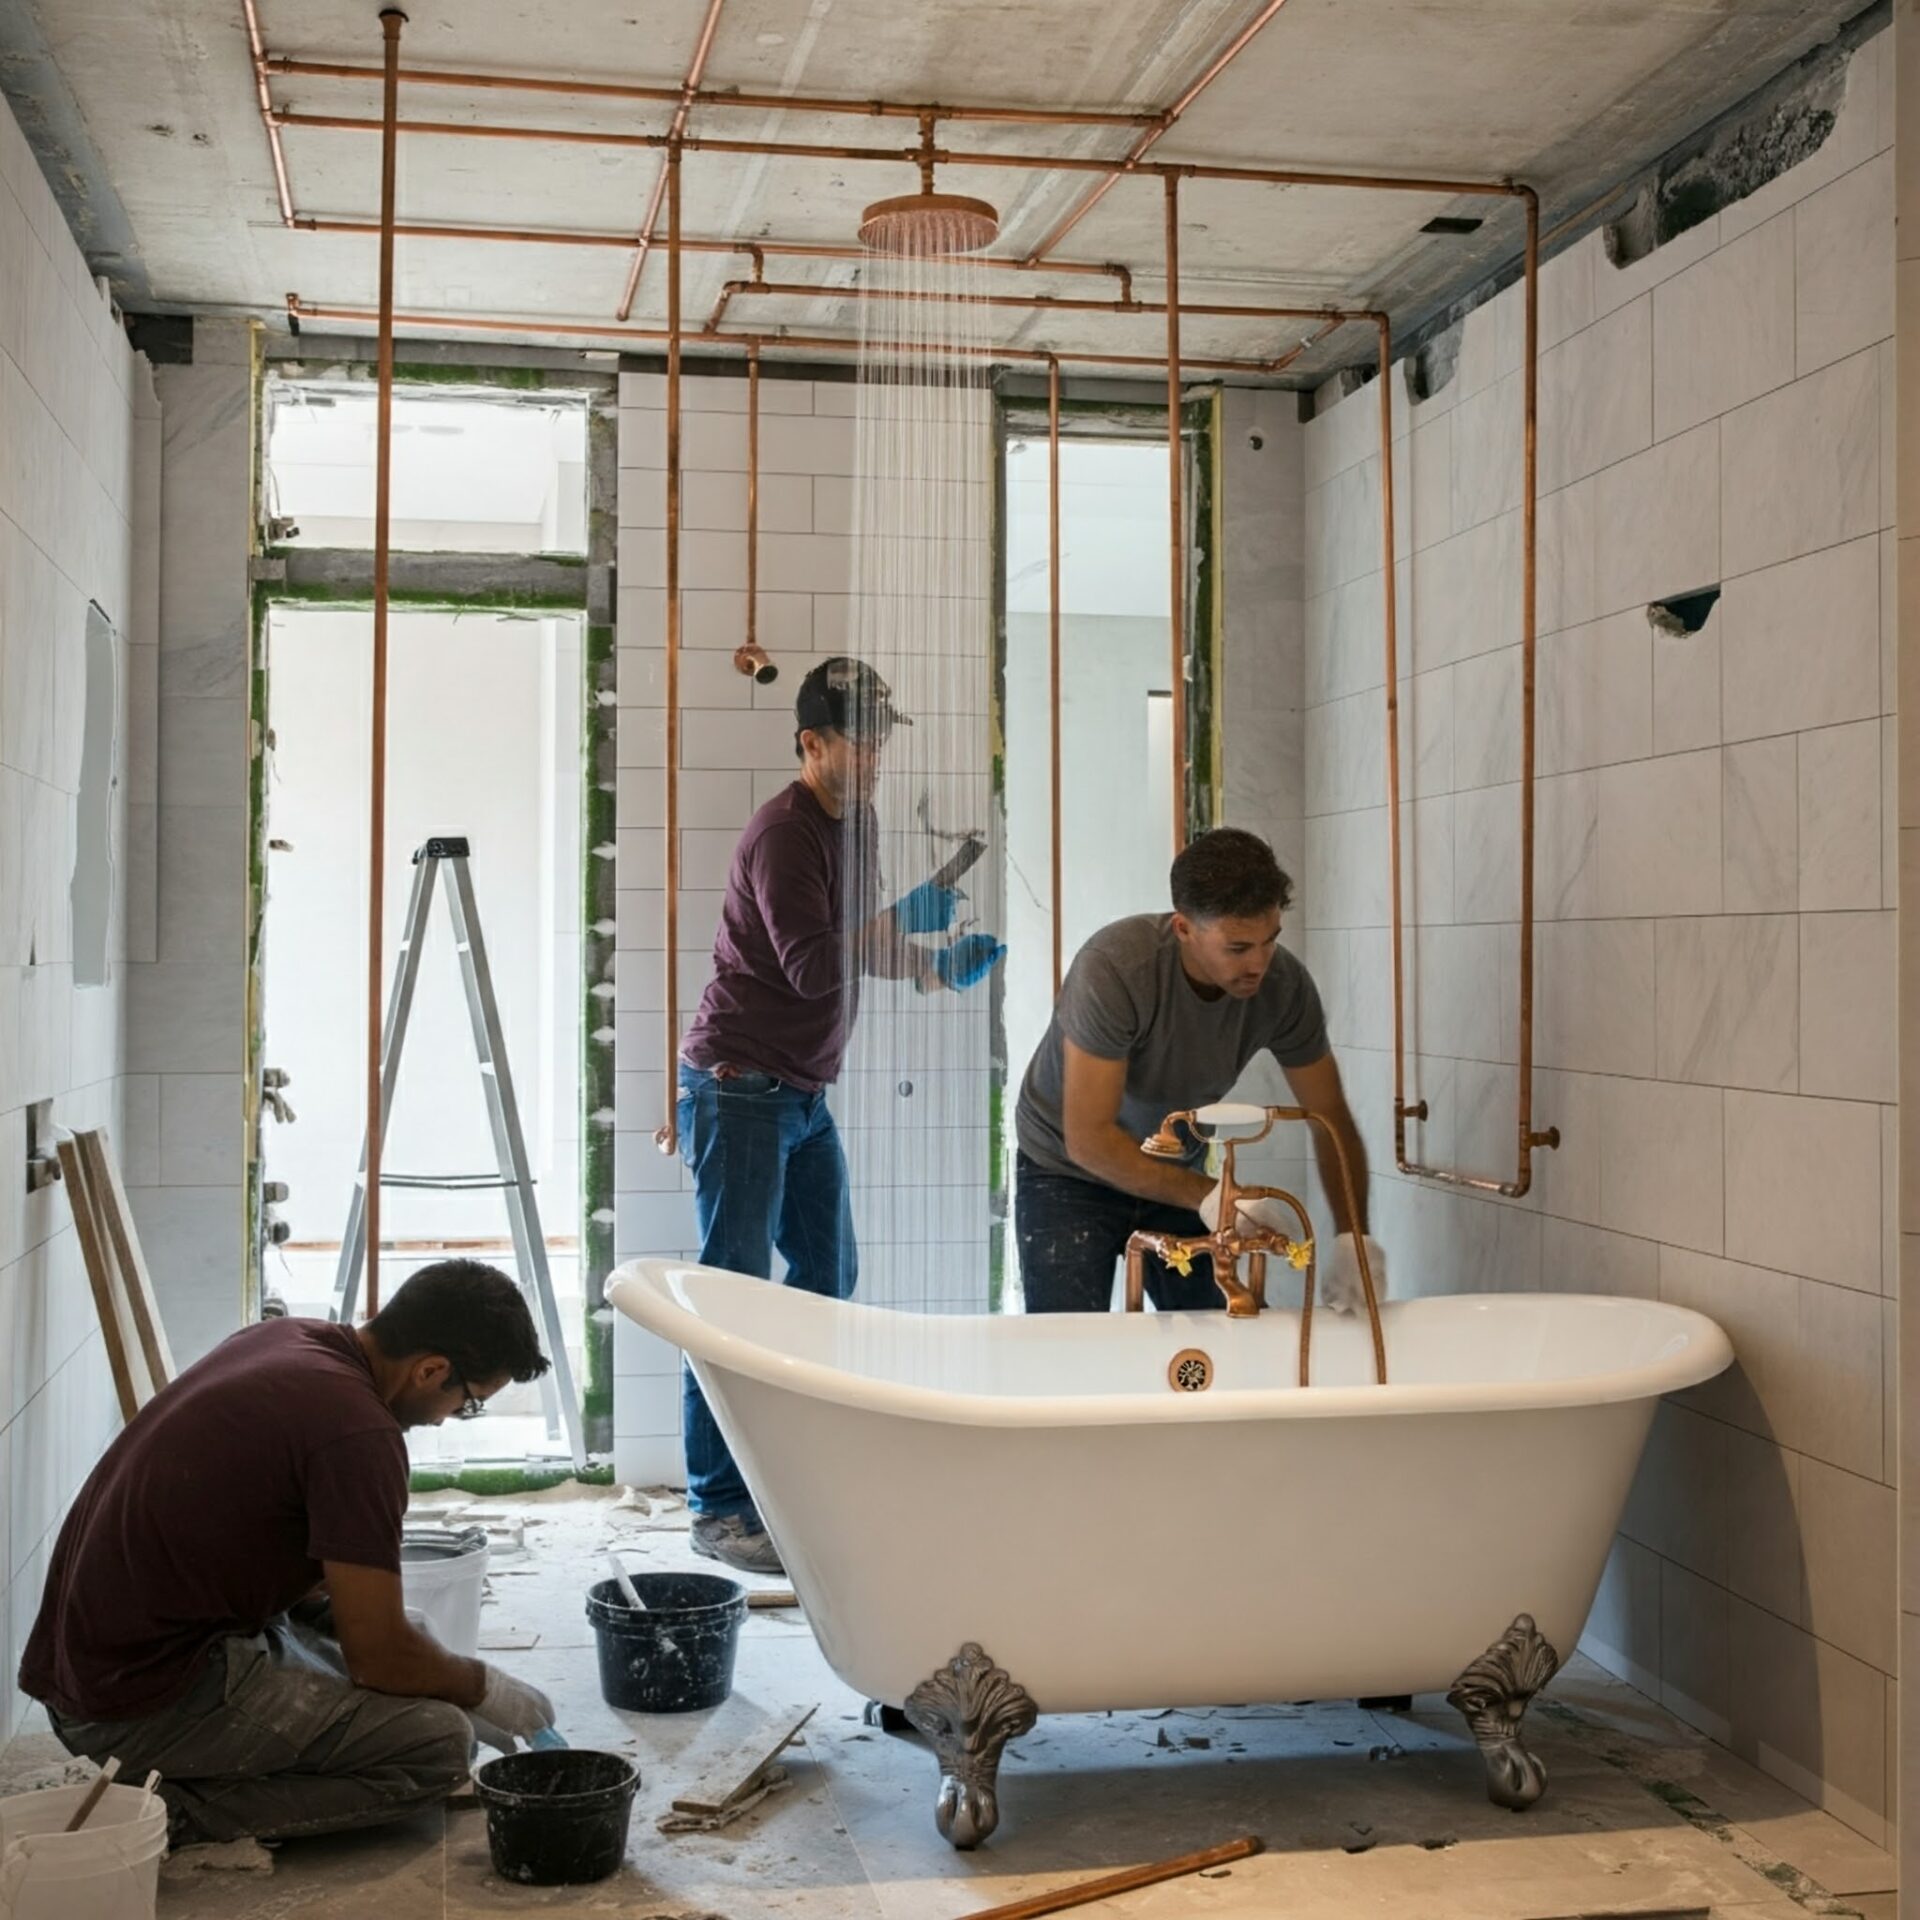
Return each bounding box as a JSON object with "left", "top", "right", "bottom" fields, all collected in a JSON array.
[
  {"left": 1014, "top": 828, "right": 1386, "bottom": 1313},
  {"left": 19, "top": 1261, "right": 557, "bottom": 1846}
]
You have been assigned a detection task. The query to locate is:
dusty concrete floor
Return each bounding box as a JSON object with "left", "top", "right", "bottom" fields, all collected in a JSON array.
[{"left": 1, "top": 1484, "right": 1898, "bottom": 1919}]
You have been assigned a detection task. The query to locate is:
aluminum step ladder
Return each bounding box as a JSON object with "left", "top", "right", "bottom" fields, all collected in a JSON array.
[{"left": 330, "top": 836, "right": 587, "bottom": 1472}]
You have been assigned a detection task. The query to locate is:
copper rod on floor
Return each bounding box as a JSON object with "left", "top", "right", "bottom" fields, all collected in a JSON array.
[
  {"left": 1165, "top": 171, "right": 1186, "bottom": 855},
  {"left": 266, "top": 54, "right": 1164, "bottom": 127},
  {"left": 963, "top": 1836, "right": 1264, "bottom": 1920},
  {"left": 281, "top": 298, "right": 1318, "bottom": 377},
  {"left": 654, "top": 139, "right": 683, "bottom": 1155},
  {"left": 1388, "top": 193, "right": 1553, "bottom": 1197},
  {"left": 365, "top": 6, "right": 405, "bottom": 1317},
  {"left": 617, "top": 0, "right": 726, "bottom": 322},
  {"left": 1024, "top": 0, "right": 1294, "bottom": 262},
  {"left": 241, "top": 0, "right": 295, "bottom": 225},
  {"left": 1047, "top": 355, "right": 1063, "bottom": 996}
]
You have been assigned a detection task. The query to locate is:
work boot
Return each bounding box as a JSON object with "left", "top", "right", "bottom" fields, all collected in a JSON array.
[{"left": 690, "top": 1511, "right": 786, "bottom": 1576}]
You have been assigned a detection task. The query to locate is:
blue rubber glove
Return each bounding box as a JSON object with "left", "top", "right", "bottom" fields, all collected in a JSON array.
[
  {"left": 528, "top": 1726, "right": 570, "bottom": 1752},
  {"left": 891, "top": 880, "right": 960, "bottom": 935},
  {"left": 935, "top": 933, "right": 1006, "bottom": 991}
]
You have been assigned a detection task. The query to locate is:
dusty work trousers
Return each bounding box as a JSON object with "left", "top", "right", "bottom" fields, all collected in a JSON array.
[{"left": 47, "top": 1615, "right": 473, "bottom": 1844}]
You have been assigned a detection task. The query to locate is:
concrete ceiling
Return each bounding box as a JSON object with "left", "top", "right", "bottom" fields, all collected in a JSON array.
[{"left": 4, "top": 0, "right": 1877, "bottom": 382}]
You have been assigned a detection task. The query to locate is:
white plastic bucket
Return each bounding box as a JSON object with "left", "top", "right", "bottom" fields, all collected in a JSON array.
[
  {"left": 0, "top": 1782, "right": 168, "bottom": 1920},
  {"left": 400, "top": 1524, "right": 490, "bottom": 1658}
]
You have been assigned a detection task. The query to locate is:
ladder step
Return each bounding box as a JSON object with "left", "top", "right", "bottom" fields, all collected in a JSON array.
[{"left": 381, "top": 1173, "right": 533, "bottom": 1191}]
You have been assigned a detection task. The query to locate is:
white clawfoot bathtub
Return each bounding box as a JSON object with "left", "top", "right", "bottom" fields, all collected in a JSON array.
[{"left": 609, "top": 1260, "right": 1731, "bottom": 1844}]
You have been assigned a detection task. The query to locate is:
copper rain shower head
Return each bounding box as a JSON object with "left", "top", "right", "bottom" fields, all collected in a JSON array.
[
  {"left": 734, "top": 642, "right": 778, "bottom": 684},
  {"left": 858, "top": 190, "right": 1000, "bottom": 256}
]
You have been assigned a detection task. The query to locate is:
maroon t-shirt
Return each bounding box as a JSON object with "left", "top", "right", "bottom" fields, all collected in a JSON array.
[
  {"left": 19, "top": 1318, "right": 408, "bottom": 1721},
  {"left": 681, "top": 780, "right": 879, "bottom": 1093}
]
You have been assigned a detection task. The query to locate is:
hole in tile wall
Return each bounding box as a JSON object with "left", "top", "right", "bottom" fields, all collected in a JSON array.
[
  {"left": 25, "top": 1099, "right": 58, "bottom": 1193},
  {"left": 1646, "top": 586, "right": 1721, "bottom": 638}
]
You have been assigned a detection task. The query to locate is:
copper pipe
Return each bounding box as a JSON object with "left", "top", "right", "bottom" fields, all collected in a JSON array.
[
  {"left": 725, "top": 278, "right": 1353, "bottom": 323},
  {"left": 241, "top": 0, "right": 296, "bottom": 225},
  {"left": 617, "top": 0, "right": 725, "bottom": 323},
  {"left": 1165, "top": 173, "right": 1186, "bottom": 855},
  {"left": 366, "top": 7, "right": 405, "bottom": 1316},
  {"left": 267, "top": 54, "right": 1164, "bottom": 128},
  {"left": 269, "top": 111, "right": 1526, "bottom": 199},
  {"left": 1047, "top": 355, "right": 1063, "bottom": 996},
  {"left": 1025, "top": 0, "right": 1294, "bottom": 264},
  {"left": 1388, "top": 192, "right": 1555, "bottom": 1197},
  {"left": 298, "top": 216, "right": 1130, "bottom": 288},
  {"left": 282, "top": 297, "right": 1320, "bottom": 376},
  {"left": 746, "top": 340, "right": 760, "bottom": 651},
  {"left": 654, "top": 142, "right": 684, "bottom": 1155}
]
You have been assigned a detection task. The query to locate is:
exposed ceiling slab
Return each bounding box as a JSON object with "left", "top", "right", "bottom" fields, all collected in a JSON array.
[{"left": 1, "top": 0, "right": 1881, "bottom": 381}]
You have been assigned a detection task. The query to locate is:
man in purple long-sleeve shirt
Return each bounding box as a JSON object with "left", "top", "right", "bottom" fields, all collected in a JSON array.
[{"left": 676, "top": 657, "right": 1001, "bottom": 1574}]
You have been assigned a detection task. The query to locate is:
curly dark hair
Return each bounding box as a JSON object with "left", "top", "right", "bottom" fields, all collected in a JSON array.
[
  {"left": 366, "top": 1260, "right": 551, "bottom": 1385},
  {"left": 1169, "top": 828, "right": 1294, "bottom": 921}
]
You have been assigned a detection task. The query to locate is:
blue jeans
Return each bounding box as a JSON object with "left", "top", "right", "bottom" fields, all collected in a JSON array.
[{"left": 676, "top": 1064, "right": 856, "bottom": 1517}]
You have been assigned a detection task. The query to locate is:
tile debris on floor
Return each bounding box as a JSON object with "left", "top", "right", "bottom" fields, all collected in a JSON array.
[{"left": 0, "top": 1483, "right": 1896, "bottom": 1918}]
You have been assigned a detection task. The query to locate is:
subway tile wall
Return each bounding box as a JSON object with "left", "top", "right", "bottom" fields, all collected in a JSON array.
[
  {"left": 1301, "top": 27, "right": 1897, "bottom": 1846},
  {"left": 0, "top": 90, "right": 156, "bottom": 1742},
  {"left": 611, "top": 371, "right": 996, "bottom": 1486}
]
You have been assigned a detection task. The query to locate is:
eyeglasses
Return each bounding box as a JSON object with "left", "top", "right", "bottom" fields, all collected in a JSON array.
[{"left": 449, "top": 1375, "right": 489, "bottom": 1421}]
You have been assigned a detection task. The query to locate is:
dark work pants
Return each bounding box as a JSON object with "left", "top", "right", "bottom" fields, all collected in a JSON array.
[{"left": 1013, "top": 1152, "right": 1221, "bottom": 1313}]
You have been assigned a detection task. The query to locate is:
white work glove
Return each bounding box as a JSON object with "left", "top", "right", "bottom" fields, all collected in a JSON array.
[
  {"left": 1321, "top": 1233, "right": 1390, "bottom": 1314},
  {"left": 1197, "top": 1182, "right": 1299, "bottom": 1240},
  {"left": 472, "top": 1665, "right": 557, "bottom": 1753}
]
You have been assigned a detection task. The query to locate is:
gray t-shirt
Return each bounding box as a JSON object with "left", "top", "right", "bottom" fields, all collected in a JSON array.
[{"left": 1015, "top": 913, "right": 1329, "bottom": 1180}]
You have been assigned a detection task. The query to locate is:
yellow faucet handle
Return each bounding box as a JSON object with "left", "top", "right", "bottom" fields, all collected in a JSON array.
[
  {"left": 1165, "top": 1247, "right": 1195, "bottom": 1278},
  {"left": 1286, "top": 1239, "right": 1314, "bottom": 1271}
]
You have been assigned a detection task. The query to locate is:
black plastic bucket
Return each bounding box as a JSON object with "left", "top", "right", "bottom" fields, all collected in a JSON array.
[
  {"left": 472, "top": 1748, "right": 639, "bottom": 1886},
  {"left": 585, "top": 1572, "right": 746, "bottom": 1712}
]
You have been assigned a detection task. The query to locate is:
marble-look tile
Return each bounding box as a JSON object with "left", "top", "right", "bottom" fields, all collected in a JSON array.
[
  {"left": 1304, "top": 455, "right": 1382, "bottom": 592},
  {"left": 1726, "top": 1427, "right": 1804, "bottom": 1624},
  {"left": 1452, "top": 783, "right": 1517, "bottom": 924},
  {"left": 1800, "top": 1283, "right": 1882, "bottom": 1484},
  {"left": 1582, "top": 1535, "right": 1661, "bottom": 1692},
  {"left": 157, "top": 696, "right": 245, "bottom": 811},
  {"left": 1448, "top": 368, "right": 1521, "bottom": 532},
  {"left": 1795, "top": 153, "right": 1894, "bottom": 377},
  {"left": 1408, "top": 922, "right": 1502, "bottom": 1061},
  {"left": 1538, "top": 474, "right": 1599, "bottom": 634},
  {"left": 1406, "top": 412, "right": 1453, "bottom": 554},
  {"left": 1539, "top": 609, "right": 1652, "bottom": 776},
  {"left": 1400, "top": 793, "right": 1454, "bottom": 927},
  {"left": 1799, "top": 1458, "right": 1896, "bottom": 1673},
  {"left": 1595, "top": 210, "right": 1724, "bottom": 319},
  {"left": 1396, "top": 668, "right": 1453, "bottom": 801},
  {"left": 1653, "top": 212, "right": 1797, "bottom": 441},
  {"left": 1304, "top": 571, "right": 1385, "bottom": 707},
  {"left": 1660, "top": 1558, "right": 1732, "bottom": 1738},
  {"left": 1727, "top": 1089, "right": 1881, "bottom": 1292},
  {"left": 1721, "top": 349, "right": 1881, "bottom": 579},
  {"left": 1303, "top": 689, "right": 1382, "bottom": 818},
  {"left": 1651, "top": 616, "right": 1721, "bottom": 757},
  {"left": 1622, "top": 1399, "right": 1728, "bottom": 1583},
  {"left": 1450, "top": 645, "right": 1520, "bottom": 789},
  {"left": 1536, "top": 770, "right": 1600, "bottom": 919},
  {"left": 1592, "top": 422, "right": 1720, "bottom": 620},
  {"left": 119, "top": 1073, "right": 160, "bottom": 1186},
  {"left": 1408, "top": 510, "right": 1520, "bottom": 674},
  {"left": 1655, "top": 914, "right": 1798, "bottom": 1091},
  {"left": 126, "top": 964, "right": 242, "bottom": 1074},
  {"left": 1598, "top": 1076, "right": 1723, "bottom": 1254},
  {"left": 1539, "top": 296, "right": 1652, "bottom": 497},
  {"left": 1539, "top": 1215, "right": 1658, "bottom": 1297},
  {"left": 1597, "top": 748, "right": 1721, "bottom": 917},
  {"left": 1799, "top": 911, "right": 1895, "bottom": 1103},
  {"left": 1721, "top": 534, "right": 1880, "bottom": 742},
  {"left": 157, "top": 1073, "right": 241, "bottom": 1187},
  {"left": 1797, "top": 718, "right": 1882, "bottom": 910},
  {"left": 1535, "top": 919, "right": 1656, "bottom": 1075},
  {"left": 1525, "top": 1069, "right": 1601, "bottom": 1224},
  {"left": 1723, "top": 735, "right": 1797, "bottom": 912},
  {"left": 156, "top": 805, "right": 244, "bottom": 963},
  {"left": 1662, "top": 1246, "right": 1804, "bottom": 1449}
]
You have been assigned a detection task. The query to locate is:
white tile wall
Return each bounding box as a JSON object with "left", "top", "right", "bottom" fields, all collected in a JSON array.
[
  {"left": 1299, "top": 23, "right": 1896, "bottom": 1844},
  {"left": 0, "top": 86, "right": 154, "bottom": 1742}
]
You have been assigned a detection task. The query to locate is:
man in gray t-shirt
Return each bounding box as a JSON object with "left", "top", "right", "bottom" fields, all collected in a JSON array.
[{"left": 1014, "top": 828, "right": 1385, "bottom": 1314}]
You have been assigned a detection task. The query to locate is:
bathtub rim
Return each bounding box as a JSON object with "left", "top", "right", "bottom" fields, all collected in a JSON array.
[{"left": 607, "top": 1259, "right": 1734, "bottom": 1430}]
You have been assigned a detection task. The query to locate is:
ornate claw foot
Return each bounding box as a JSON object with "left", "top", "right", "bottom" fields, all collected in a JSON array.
[
  {"left": 902, "top": 1642, "right": 1038, "bottom": 1849},
  {"left": 1447, "top": 1613, "right": 1561, "bottom": 1811}
]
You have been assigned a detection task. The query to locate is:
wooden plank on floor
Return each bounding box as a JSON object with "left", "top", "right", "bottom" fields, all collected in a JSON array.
[
  {"left": 77, "top": 1129, "right": 173, "bottom": 1396},
  {"left": 59, "top": 1138, "right": 140, "bottom": 1422},
  {"left": 670, "top": 1701, "right": 818, "bottom": 1815}
]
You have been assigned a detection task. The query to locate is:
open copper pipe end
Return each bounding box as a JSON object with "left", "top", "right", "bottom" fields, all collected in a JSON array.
[
  {"left": 734, "top": 642, "right": 777, "bottom": 684},
  {"left": 858, "top": 190, "right": 998, "bottom": 255}
]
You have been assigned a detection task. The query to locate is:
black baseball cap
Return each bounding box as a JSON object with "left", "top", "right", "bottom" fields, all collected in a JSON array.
[{"left": 794, "top": 656, "right": 912, "bottom": 742}]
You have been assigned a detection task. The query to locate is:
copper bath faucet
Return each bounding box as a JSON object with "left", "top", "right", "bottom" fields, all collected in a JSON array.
[{"left": 1124, "top": 1105, "right": 1386, "bottom": 1386}]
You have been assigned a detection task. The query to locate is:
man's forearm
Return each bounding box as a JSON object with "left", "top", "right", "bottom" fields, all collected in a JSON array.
[
  {"left": 353, "top": 1630, "right": 487, "bottom": 1709},
  {"left": 1311, "top": 1115, "right": 1369, "bottom": 1236},
  {"left": 1070, "top": 1125, "right": 1214, "bottom": 1210}
]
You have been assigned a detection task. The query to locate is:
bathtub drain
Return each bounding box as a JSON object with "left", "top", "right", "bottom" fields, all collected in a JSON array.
[{"left": 1168, "top": 1348, "right": 1213, "bottom": 1392}]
